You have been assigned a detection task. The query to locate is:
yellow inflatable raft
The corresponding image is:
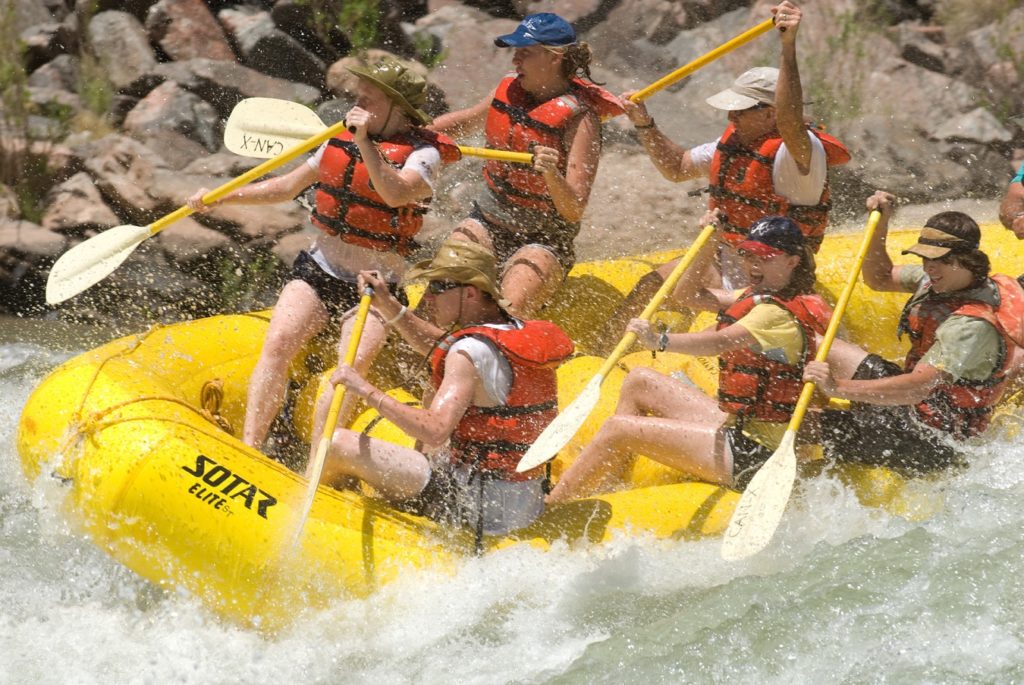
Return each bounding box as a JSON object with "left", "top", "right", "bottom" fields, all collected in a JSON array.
[{"left": 16, "top": 226, "right": 1023, "bottom": 630}]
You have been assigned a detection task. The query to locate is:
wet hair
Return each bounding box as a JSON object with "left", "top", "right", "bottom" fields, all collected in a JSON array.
[
  {"left": 558, "top": 42, "right": 600, "bottom": 83},
  {"left": 943, "top": 249, "right": 991, "bottom": 286},
  {"left": 777, "top": 246, "right": 818, "bottom": 299},
  {"left": 923, "top": 210, "right": 980, "bottom": 240}
]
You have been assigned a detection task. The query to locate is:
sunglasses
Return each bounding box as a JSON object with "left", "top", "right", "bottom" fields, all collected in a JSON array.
[{"left": 427, "top": 280, "right": 464, "bottom": 295}]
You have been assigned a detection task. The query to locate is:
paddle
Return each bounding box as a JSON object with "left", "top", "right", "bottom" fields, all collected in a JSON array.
[
  {"left": 223, "top": 97, "right": 534, "bottom": 165},
  {"left": 629, "top": 18, "right": 776, "bottom": 103},
  {"left": 516, "top": 224, "right": 718, "bottom": 473},
  {"left": 291, "top": 287, "right": 374, "bottom": 550},
  {"left": 721, "top": 210, "right": 883, "bottom": 560},
  {"left": 45, "top": 118, "right": 351, "bottom": 305}
]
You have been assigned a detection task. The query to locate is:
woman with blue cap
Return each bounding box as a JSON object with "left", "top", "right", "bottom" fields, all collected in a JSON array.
[
  {"left": 548, "top": 214, "right": 831, "bottom": 502},
  {"left": 431, "top": 13, "right": 622, "bottom": 318}
]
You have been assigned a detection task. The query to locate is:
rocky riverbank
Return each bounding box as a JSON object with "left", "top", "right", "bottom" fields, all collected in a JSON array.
[{"left": 1, "top": 0, "right": 1021, "bottom": 328}]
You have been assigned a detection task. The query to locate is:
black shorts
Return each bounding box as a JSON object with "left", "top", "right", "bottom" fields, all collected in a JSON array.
[
  {"left": 288, "top": 250, "right": 408, "bottom": 320},
  {"left": 724, "top": 426, "right": 773, "bottom": 492},
  {"left": 469, "top": 203, "right": 577, "bottom": 273},
  {"left": 818, "top": 354, "right": 963, "bottom": 475}
]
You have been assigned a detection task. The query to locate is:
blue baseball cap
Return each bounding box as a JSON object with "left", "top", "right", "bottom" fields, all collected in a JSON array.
[
  {"left": 736, "top": 216, "right": 805, "bottom": 257},
  {"left": 494, "top": 13, "right": 576, "bottom": 48}
]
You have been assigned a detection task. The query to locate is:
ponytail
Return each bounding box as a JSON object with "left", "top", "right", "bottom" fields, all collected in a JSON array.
[{"left": 560, "top": 41, "right": 602, "bottom": 84}]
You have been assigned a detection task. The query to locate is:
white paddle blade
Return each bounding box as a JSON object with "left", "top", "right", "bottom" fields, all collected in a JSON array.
[
  {"left": 721, "top": 430, "right": 798, "bottom": 561},
  {"left": 224, "top": 97, "right": 326, "bottom": 158},
  {"left": 290, "top": 436, "right": 330, "bottom": 549},
  {"left": 45, "top": 224, "right": 152, "bottom": 304},
  {"left": 516, "top": 375, "right": 603, "bottom": 473}
]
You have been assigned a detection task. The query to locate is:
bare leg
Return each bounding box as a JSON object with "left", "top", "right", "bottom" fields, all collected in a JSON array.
[
  {"left": 322, "top": 428, "right": 431, "bottom": 500},
  {"left": 307, "top": 308, "right": 390, "bottom": 467},
  {"left": 244, "top": 280, "right": 329, "bottom": 449},
  {"left": 824, "top": 337, "right": 871, "bottom": 381},
  {"left": 548, "top": 368, "right": 731, "bottom": 502},
  {"left": 500, "top": 245, "right": 563, "bottom": 318}
]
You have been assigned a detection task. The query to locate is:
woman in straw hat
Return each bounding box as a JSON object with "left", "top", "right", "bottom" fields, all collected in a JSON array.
[
  {"left": 321, "top": 237, "right": 573, "bottom": 542},
  {"left": 805, "top": 192, "right": 1018, "bottom": 474},
  {"left": 430, "top": 13, "right": 623, "bottom": 318},
  {"left": 548, "top": 213, "right": 829, "bottom": 502},
  {"left": 187, "top": 58, "right": 460, "bottom": 455}
]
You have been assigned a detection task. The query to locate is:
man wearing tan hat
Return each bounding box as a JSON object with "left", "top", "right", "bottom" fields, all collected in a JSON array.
[
  {"left": 319, "top": 238, "right": 574, "bottom": 543},
  {"left": 601, "top": 1, "right": 850, "bottom": 347},
  {"left": 186, "top": 58, "right": 461, "bottom": 457},
  {"left": 803, "top": 191, "right": 1017, "bottom": 474}
]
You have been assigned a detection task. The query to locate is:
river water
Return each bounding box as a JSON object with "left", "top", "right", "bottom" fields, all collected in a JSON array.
[{"left": 3, "top": 317, "right": 1024, "bottom": 684}]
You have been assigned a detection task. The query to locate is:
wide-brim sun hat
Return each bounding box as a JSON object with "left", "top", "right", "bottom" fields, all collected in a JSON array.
[
  {"left": 347, "top": 57, "right": 432, "bottom": 126},
  {"left": 494, "top": 13, "right": 576, "bottom": 48},
  {"left": 404, "top": 238, "right": 513, "bottom": 311},
  {"left": 706, "top": 66, "right": 780, "bottom": 111}
]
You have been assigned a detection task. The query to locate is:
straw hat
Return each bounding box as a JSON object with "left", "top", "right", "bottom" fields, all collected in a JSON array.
[
  {"left": 347, "top": 57, "right": 432, "bottom": 126},
  {"left": 404, "top": 238, "right": 512, "bottom": 311}
]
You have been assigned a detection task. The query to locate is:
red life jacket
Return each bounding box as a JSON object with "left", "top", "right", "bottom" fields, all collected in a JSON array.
[
  {"left": 310, "top": 129, "right": 460, "bottom": 256},
  {"left": 716, "top": 290, "right": 832, "bottom": 423},
  {"left": 991, "top": 274, "right": 1024, "bottom": 348},
  {"left": 708, "top": 123, "right": 850, "bottom": 252},
  {"left": 429, "top": 319, "right": 574, "bottom": 481},
  {"left": 898, "top": 281, "right": 1013, "bottom": 439},
  {"left": 483, "top": 75, "right": 622, "bottom": 217}
]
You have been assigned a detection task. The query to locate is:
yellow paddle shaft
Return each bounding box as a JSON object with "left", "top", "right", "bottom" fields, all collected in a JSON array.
[
  {"left": 319, "top": 288, "right": 374, "bottom": 451},
  {"left": 458, "top": 146, "right": 533, "bottom": 165},
  {"left": 787, "top": 210, "right": 883, "bottom": 431},
  {"left": 146, "top": 119, "right": 351, "bottom": 238},
  {"left": 630, "top": 18, "right": 776, "bottom": 102},
  {"left": 594, "top": 224, "right": 717, "bottom": 379}
]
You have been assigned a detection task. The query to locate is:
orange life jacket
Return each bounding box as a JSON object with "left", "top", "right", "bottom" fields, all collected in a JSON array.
[
  {"left": 898, "top": 281, "right": 1013, "bottom": 439},
  {"left": 991, "top": 274, "right": 1024, "bottom": 348},
  {"left": 483, "top": 75, "right": 622, "bottom": 217},
  {"left": 311, "top": 129, "right": 460, "bottom": 256},
  {"left": 716, "top": 290, "right": 832, "bottom": 423},
  {"left": 708, "top": 123, "right": 850, "bottom": 252},
  {"left": 429, "top": 319, "right": 574, "bottom": 481}
]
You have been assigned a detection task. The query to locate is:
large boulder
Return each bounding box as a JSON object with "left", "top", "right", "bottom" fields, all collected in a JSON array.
[
  {"left": 145, "top": 0, "right": 235, "bottom": 62},
  {"left": 122, "top": 80, "right": 221, "bottom": 152},
  {"left": 87, "top": 11, "right": 159, "bottom": 95},
  {"left": 40, "top": 172, "right": 121, "bottom": 235}
]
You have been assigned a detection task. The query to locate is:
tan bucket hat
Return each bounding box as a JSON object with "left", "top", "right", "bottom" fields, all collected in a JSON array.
[
  {"left": 347, "top": 57, "right": 432, "bottom": 125},
  {"left": 706, "top": 66, "right": 779, "bottom": 111},
  {"left": 404, "top": 238, "right": 512, "bottom": 310}
]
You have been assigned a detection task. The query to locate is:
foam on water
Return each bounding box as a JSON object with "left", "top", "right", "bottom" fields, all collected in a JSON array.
[{"left": 3, "top": 340, "right": 1024, "bottom": 684}]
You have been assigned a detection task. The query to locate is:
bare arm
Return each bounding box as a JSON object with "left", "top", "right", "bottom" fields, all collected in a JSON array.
[
  {"left": 358, "top": 271, "right": 446, "bottom": 356},
  {"left": 620, "top": 91, "right": 705, "bottom": 182},
  {"left": 772, "top": 1, "right": 811, "bottom": 173},
  {"left": 187, "top": 163, "right": 319, "bottom": 210},
  {"left": 429, "top": 92, "right": 494, "bottom": 139},
  {"left": 804, "top": 359, "right": 942, "bottom": 406},
  {"left": 332, "top": 351, "right": 478, "bottom": 446},
  {"left": 629, "top": 318, "right": 760, "bottom": 357},
  {"left": 998, "top": 178, "right": 1024, "bottom": 236},
  {"left": 536, "top": 110, "right": 602, "bottom": 223},
  {"left": 860, "top": 190, "right": 909, "bottom": 293}
]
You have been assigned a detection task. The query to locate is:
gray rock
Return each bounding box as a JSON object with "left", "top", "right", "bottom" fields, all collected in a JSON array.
[
  {"left": 87, "top": 11, "right": 159, "bottom": 94},
  {"left": 123, "top": 80, "right": 222, "bottom": 152},
  {"left": 83, "top": 134, "right": 172, "bottom": 224},
  {"left": 152, "top": 58, "right": 320, "bottom": 117},
  {"left": 157, "top": 215, "right": 234, "bottom": 263},
  {"left": 218, "top": 7, "right": 326, "bottom": 89},
  {"left": 933, "top": 107, "right": 1012, "bottom": 144},
  {"left": 418, "top": 6, "right": 519, "bottom": 111},
  {"left": 41, "top": 172, "right": 121, "bottom": 234},
  {"left": 146, "top": 0, "right": 236, "bottom": 62},
  {"left": 0, "top": 219, "right": 66, "bottom": 257},
  {"left": 27, "top": 54, "right": 80, "bottom": 91}
]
